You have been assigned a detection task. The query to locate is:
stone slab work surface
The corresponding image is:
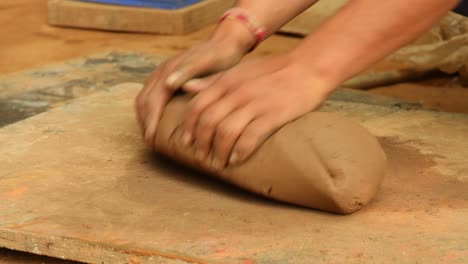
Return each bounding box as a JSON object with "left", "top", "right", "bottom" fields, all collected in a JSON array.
[{"left": 0, "top": 83, "right": 467, "bottom": 264}]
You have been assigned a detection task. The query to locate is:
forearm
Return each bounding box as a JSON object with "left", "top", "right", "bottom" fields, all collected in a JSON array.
[
  {"left": 292, "top": 0, "right": 460, "bottom": 88},
  {"left": 234, "top": 0, "right": 319, "bottom": 36},
  {"left": 208, "top": 0, "right": 319, "bottom": 57}
]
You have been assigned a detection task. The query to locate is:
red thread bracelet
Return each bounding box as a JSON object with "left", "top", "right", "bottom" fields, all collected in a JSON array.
[{"left": 219, "top": 8, "right": 267, "bottom": 52}]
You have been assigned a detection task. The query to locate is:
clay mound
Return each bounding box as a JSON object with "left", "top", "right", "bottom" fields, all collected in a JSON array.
[{"left": 155, "top": 94, "right": 387, "bottom": 214}]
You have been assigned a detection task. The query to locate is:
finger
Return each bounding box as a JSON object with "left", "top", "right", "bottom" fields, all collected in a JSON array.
[
  {"left": 182, "top": 74, "right": 221, "bottom": 93},
  {"left": 141, "top": 63, "right": 165, "bottom": 97},
  {"left": 142, "top": 65, "right": 163, "bottom": 97},
  {"left": 136, "top": 57, "right": 182, "bottom": 134},
  {"left": 229, "top": 113, "right": 290, "bottom": 166},
  {"left": 165, "top": 52, "right": 222, "bottom": 90},
  {"left": 143, "top": 89, "right": 172, "bottom": 147},
  {"left": 142, "top": 55, "right": 191, "bottom": 145},
  {"left": 136, "top": 65, "right": 165, "bottom": 130},
  {"left": 210, "top": 103, "right": 261, "bottom": 169},
  {"left": 192, "top": 90, "right": 249, "bottom": 160},
  {"left": 181, "top": 84, "right": 229, "bottom": 157}
]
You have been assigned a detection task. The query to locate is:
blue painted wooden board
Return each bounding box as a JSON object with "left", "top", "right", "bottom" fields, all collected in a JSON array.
[{"left": 77, "top": 0, "right": 203, "bottom": 9}]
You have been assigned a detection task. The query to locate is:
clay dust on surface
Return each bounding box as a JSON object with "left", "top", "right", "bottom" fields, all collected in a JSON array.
[{"left": 371, "top": 137, "right": 468, "bottom": 213}]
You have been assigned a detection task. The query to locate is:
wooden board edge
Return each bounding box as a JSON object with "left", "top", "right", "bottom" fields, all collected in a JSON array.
[
  {"left": 47, "top": 0, "right": 234, "bottom": 34},
  {"left": 0, "top": 227, "right": 215, "bottom": 263}
]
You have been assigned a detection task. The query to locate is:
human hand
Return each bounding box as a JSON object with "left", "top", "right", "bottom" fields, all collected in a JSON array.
[
  {"left": 180, "top": 53, "right": 338, "bottom": 169},
  {"left": 136, "top": 20, "right": 254, "bottom": 146}
]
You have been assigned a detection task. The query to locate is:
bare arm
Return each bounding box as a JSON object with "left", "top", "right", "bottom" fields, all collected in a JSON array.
[
  {"left": 180, "top": 0, "right": 461, "bottom": 167},
  {"left": 207, "top": 0, "right": 320, "bottom": 55},
  {"left": 291, "top": 0, "right": 460, "bottom": 88},
  {"left": 232, "top": 0, "right": 319, "bottom": 36}
]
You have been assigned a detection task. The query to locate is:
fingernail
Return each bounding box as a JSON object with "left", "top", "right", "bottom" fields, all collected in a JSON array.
[
  {"left": 211, "top": 157, "right": 223, "bottom": 170},
  {"left": 166, "top": 72, "right": 182, "bottom": 87},
  {"left": 229, "top": 152, "right": 239, "bottom": 165},
  {"left": 195, "top": 149, "right": 206, "bottom": 161},
  {"left": 185, "top": 78, "right": 201, "bottom": 88},
  {"left": 181, "top": 132, "right": 192, "bottom": 146}
]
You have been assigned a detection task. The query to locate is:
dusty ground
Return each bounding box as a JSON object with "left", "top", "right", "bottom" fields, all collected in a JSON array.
[{"left": 0, "top": 0, "right": 467, "bottom": 263}]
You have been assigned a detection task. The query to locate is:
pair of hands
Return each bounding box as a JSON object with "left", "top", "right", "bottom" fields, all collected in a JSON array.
[{"left": 136, "top": 39, "right": 335, "bottom": 169}]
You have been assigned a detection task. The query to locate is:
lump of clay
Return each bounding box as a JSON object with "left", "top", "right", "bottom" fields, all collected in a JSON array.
[{"left": 155, "top": 94, "right": 387, "bottom": 214}]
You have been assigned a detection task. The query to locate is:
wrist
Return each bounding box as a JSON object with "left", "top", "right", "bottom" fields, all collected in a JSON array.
[
  {"left": 287, "top": 50, "right": 341, "bottom": 96},
  {"left": 210, "top": 19, "right": 255, "bottom": 56}
]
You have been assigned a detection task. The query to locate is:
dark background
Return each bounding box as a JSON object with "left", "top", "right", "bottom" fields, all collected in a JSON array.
[{"left": 455, "top": 0, "right": 468, "bottom": 16}]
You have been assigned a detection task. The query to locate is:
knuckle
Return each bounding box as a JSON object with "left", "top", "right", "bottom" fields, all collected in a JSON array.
[
  {"left": 236, "top": 134, "right": 255, "bottom": 152},
  {"left": 199, "top": 112, "right": 217, "bottom": 129},
  {"left": 235, "top": 85, "right": 253, "bottom": 101},
  {"left": 217, "top": 123, "right": 236, "bottom": 140},
  {"left": 243, "top": 126, "right": 262, "bottom": 142},
  {"left": 217, "top": 76, "right": 234, "bottom": 89},
  {"left": 189, "top": 98, "right": 205, "bottom": 114},
  {"left": 238, "top": 128, "right": 263, "bottom": 151}
]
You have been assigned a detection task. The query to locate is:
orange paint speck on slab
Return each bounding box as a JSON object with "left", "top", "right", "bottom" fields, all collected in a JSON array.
[
  {"left": 5, "top": 186, "right": 29, "bottom": 199},
  {"left": 440, "top": 250, "right": 468, "bottom": 264}
]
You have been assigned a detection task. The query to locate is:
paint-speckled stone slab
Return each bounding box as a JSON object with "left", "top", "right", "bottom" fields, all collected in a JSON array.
[
  {"left": 0, "top": 52, "right": 162, "bottom": 128},
  {"left": 0, "top": 83, "right": 467, "bottom": 264}
]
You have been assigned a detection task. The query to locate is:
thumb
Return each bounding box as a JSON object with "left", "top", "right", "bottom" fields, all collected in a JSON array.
[
  {"left": 182, "top": 74, "right": 221, "bottom": 93},
  {"left": 165, "top": 52, "right": 235, "bottom": 90}
]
